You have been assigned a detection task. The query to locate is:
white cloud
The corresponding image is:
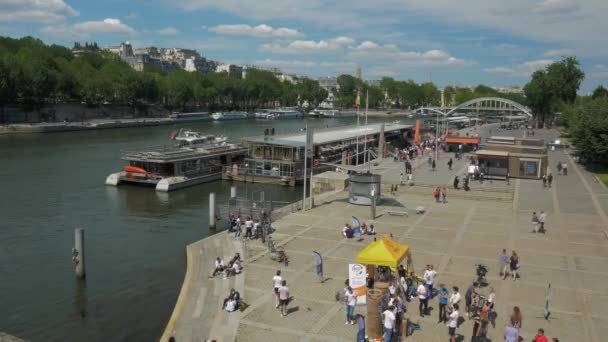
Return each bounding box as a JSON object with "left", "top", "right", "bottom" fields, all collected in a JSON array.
[
  {"left": 168, "top": 0, "right": 608, "bottom": 56},
  {"left": 253, "top": 59, "right": 356, "bottom": 74},
  {"left": 41, "top": 18, "right": 137, "bottom": 39},
  {"left": 543, "top": 48, "right": 575, "bottom": 57},
  {"left": 348, "top": 41, "right": 472, "bottom": 67},
  {"left": 590, "top": 64, "right": 608, "bottom": 79},
  {"left": 483, "top": 59, "right": 553, "bottom": 76},
  {"left": 73, "top": 18, "right": 136, "bottom": 35},
  {"left": 0, "top": 0, "right": 78, "bottom": 23},
  {"left": 158, "top": 27, "right": 179, "bottom": 35},
  {"left": 40, "top": 25, "right": 87, "bottom": 40},
  {"left": 483, "top": 67, "right": 516, "bottom": 74},
  {"left": 259, "top": 36, "right": 354, "bottom": 54},
  {"left": 209, "top": 24, "right": 302, "bottom": 37}
]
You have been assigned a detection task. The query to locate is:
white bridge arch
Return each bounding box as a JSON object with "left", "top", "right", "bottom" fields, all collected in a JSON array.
[{"left": 412, "top": 97, "right": 532, "bottom": 118}]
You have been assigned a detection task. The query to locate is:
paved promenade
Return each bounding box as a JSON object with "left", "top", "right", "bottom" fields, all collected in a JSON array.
[{"left": 166, "top": 125, "right": 608, "bottom": 341}]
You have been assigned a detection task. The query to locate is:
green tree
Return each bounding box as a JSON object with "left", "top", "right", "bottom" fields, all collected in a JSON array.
[
  {"left": 524, "top": 57, "right": 584, "bottom": 126},
  {"left": 591, "top": 85, "right": 608, "bottom": 99},
  {"left": 165, "top": 71, "right": 194, "bottom": 110},
  {"left": 336, "top": 74, "right": 358, "bottom": 108},
  {"left": 400, "top": 80, "right": 422, "bottom": 108},
  {"left": 380, "top": 77, "right": 400, "bottom": 108},
  {"left": 420, "top": 82, "right": 440, "bottom": 106},
  {"left": 568, "top": 97, "right": 608, "bottom": 164}
]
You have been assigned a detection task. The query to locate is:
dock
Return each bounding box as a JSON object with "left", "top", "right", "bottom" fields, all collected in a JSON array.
[{"left": 164, "top": 124, "right": 608, "bottom": 342}]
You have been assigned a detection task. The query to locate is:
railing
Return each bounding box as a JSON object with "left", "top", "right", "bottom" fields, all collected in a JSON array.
[
  {"left": 181, "top": 165, "right": 224, "bottom": 178},
  {"left": 223, "top": 166, "right": 295, "bottom": 178}
]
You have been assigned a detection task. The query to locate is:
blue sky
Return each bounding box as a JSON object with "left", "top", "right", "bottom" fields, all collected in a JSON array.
[{"left": 2, "top": 0, "right": 607, "bottom": 93}]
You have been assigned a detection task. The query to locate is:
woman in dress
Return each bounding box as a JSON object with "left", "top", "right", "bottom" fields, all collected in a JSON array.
[{"left": 510, "top": 251, "right": 519, "bottom": 281}]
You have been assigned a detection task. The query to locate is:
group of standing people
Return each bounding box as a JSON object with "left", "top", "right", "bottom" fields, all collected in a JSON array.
[
  {"left": 531, "top": 211, "right": 548, "bottom": 234},
  {"left": 433, "top": 186, "right": 448, "bottom": 203},
  {"left": 499, "top": 248, "right": 521, "bottom": 281}
]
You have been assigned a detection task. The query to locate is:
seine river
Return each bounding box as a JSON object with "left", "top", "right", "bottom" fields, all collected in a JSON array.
[{"left": 0, "top": 116, "right": 408, "bottom": 341}]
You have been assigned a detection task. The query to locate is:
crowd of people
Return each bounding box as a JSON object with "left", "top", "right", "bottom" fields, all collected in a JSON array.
[{"left": 341, "top": 222, "right": 376, "bottom": 239}]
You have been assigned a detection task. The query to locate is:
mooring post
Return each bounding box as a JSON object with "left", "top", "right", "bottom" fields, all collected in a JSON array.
[
  {"left": 73, "top": 228, "right": 85, "bottom": 279},
  {"left": 230, "top": 186, "right": 237, "bottom": 199},
  {"left": 209, "top": 192, "right": 216, "bottom": 230}
]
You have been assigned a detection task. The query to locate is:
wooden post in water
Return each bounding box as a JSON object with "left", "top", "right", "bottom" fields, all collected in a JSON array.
[
  {"left": 73, "top": 228, "right": 85, "bottom": 279},
  {"left": 209, "top": 192, "right": 216, "bottom": 230}
]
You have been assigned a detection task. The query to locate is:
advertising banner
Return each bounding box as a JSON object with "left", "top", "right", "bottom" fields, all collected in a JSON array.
[{"left": 349, "top": 263, "right": 367, "bottom": 305}]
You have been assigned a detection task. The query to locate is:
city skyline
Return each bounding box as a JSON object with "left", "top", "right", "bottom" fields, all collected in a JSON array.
[{"left": 2, "top": 0, "right": 607, "bottom": 92}]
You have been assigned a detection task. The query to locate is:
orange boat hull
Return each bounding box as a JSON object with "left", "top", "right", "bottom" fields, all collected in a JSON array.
[{"left": 123, "top": 165, "right": 148, "bottom": 174}]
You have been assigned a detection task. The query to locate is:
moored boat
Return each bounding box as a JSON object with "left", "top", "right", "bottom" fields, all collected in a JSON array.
[{"left": 211, "top": 111, "right": 249, "bottom": 121}]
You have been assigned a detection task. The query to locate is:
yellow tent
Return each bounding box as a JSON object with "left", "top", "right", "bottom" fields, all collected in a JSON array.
[{"left": 355, "top": 236, "right": 409, "bottom": 268}]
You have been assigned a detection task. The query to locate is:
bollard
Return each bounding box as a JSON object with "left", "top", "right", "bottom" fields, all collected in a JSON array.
[
  {"left": 73, "top": 228, "right": 85, "bottom": 279},
  {"left": 209, "top": 192, "right": 216, "bottom": 230},
  {"left": 230, "top": 186, "right": 237, "bottom": 199}
]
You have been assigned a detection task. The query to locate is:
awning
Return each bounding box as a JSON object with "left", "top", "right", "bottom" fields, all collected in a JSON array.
[
  {"left": 446, "top": 137, "right": 480, "bottom": 145},
  {"left": 474, "top": 150, "right": 509, "bottom": 158},
  {"left": 355, "top": 236, "right": 409, "bottom": 268}
]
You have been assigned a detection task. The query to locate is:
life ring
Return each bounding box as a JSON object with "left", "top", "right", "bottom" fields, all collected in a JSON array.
[{"left": 313, "top": 159, "right": 319, "bottom": 167}]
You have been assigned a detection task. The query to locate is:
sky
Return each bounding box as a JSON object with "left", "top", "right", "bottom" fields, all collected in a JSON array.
[{"left": 1, "top": 0, "right": 607, "bottom": 93}]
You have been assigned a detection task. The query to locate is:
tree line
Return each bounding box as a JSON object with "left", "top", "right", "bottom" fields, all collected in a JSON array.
[{"left": 0, "top": 36, "right": 328, "bottom": 113}]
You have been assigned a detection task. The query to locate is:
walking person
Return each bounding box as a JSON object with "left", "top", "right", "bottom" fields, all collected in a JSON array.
[
  {"left": 557, "top": 162, "right": 562, "bottom": 175},
  {"left": 424, "top": 264, "right": 437, "bottom": 298},
  {"left": 547, "top": 173, "right": 553, "bottom": 188},
  {"left": 562, "top": 162, "right": 568, "bottom": 175},
  {"left": 441, "top": 187, "right": 448, "bottom": 203},
  {"left": 245, "top": 216, "right": 253, "bottom": 239},
  {"left": 510, "top": 251, "right": 520, "bottom": 281},
  {"left": 506, "top": 172, "right": 510, "bottom": 185},
  {"left": 531, "top": 212, "right": 540, "bottom": 233},
  {"left": 433, "top": 187, "right": 441, "bottom": 202},
  {"left": 234, "top": 217, "right": 242, "bottom": 238},
  {"left": 504, "top": 322, "right": 520, "bottom": 342},
  {"left": 447, "top": 303, "right": 460, "bottom": 342},
  {"left": 542, "top": 174, "right": 547, "bottom": 188},
  {"left": 453, "top": 175, "right": 460, "bottom": 189},
  {"left": 417, "top": 281, "right": 428, "bottom": 317},
  {"left": 465, "top": 282, "right": 478, "bottom": 318},
  {"left": 438, "top": 284, "right": 449, "bottom": 323},
  {"left": 500, "top": 248, "right": 509, "bottom": 278},
  {"left": 272, "top": 270, "right": 282, "bottom": 308},
  {"left": 510, "top": 306, "right": 523, "bottom": 328},
  {"left": 448, "top": 157, "right": 453, "bottom": 170},
  {"left": 278, "top": 280, "right": 290, "bottom": 317},
  {"left": 432, "top": 158, "right": 436, "bottom": 171},
  {"left": 345, "top": 286, "right": 356, "bottom": 324},
  {"left": 539, "top": 211, "right": 547, "bottom": 233},
  {"left": 382, "top": 305, "right": 396, "bottom": 342}
]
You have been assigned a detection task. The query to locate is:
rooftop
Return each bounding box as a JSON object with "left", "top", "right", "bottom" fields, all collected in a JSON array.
[{"left": 242, "top": 123, "right": 412, "bottom": 148}]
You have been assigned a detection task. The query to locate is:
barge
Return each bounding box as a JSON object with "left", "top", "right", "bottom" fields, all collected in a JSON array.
[
  {"left": 223, "top": 123, "right": 412, "bottom": 185},
  {"left": 106, "top": 136, "right": 247, "bottom": 192}
]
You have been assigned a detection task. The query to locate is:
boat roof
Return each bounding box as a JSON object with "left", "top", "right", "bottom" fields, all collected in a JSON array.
[
  {"left": 122, "top": 143, "right": 247, "bottom": 163},
  {"left": 243, "top": 123, "right": 412, "bottom": 148}
]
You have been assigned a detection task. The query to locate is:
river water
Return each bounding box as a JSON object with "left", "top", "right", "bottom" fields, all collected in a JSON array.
[{"left": 0, "top": 116, "right": 407, "bottom": 341}]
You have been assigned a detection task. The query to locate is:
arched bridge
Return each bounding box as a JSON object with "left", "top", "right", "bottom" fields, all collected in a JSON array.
[{"left": 412, "top": 97, "right": 532, "bottom": 118}]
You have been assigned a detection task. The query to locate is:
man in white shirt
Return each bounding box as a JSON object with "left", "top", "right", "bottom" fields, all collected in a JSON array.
[
  {"left": 382, "top": 305, "right": 396, "bottom": 342},
  {"left": 424, "top": 265, "right": 437, "bottom": 299},
  {"left": 345, "top": 286, "right": 357, "bottom": 324},
  {"left": 417, "top": 283, "right": 428, "bottom": 317},
  {"left": 278, "top": 280, "right": 290, "bottom": 317},
  {"left": 272, "top": 270, "right": 282, "bottom": 308},
  {"left": 538, "top": 211, "right": 547, "bottom": 233},
  {"left": 447, "top": 304, "right": 459, "bottom": 342},
  {"left": 449, "top": 286, "right": 461, "bottom": 306},
  {"left": 209, "top": 257, "right": 224, "bottom": 278},
  {"left": 245, "top": 217, "right": 254, "bottom": 239}
]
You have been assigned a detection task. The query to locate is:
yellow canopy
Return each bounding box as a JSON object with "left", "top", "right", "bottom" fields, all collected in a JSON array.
[{"left": 355, "top": 236, "right": 409, "bottom": 268}]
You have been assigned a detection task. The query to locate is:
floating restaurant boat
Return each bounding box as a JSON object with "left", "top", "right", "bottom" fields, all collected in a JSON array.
[
  {"left": 222, "top": 122, "right": 412, "bottom": 186},
  {"left": 254, "top": 108, "right": 303, "bottom": 120},
  {"left": 106, "top": 139, "right": 247, "bottom": 192},
  {"left": 169, "top": 112, "right": 211, "bottom": 122},
  {"left": 211, "top": 111, "right": 249, "bottom": 121},
  {"left": 171, "top": 128, "right": 228, "bottom": 147}
]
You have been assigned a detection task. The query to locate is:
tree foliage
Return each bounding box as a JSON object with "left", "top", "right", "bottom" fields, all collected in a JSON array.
[
  {"left": 567, "top": 97, "right": 608, "bottom": 164},
  {"left": 524, "top": 57, "right": 584, "bottom": 126},
  {"left": 591, "top": 85, "right": 608, "bottom": 99}
]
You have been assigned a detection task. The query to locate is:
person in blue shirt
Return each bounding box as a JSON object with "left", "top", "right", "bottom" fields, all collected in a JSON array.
[{"left": 438, "top": 284, "right": 449, "bottom": 323}]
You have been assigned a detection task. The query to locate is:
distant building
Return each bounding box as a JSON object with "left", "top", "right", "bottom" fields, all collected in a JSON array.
[
  {"left": 104, "top": 42, "right": 134, "bottom": 58},
  {"left": 216, "top": 63, "right": 243, "bottom": 78},
  {"left": 356, "top": 66, "right": 362, "bottom": 80}
]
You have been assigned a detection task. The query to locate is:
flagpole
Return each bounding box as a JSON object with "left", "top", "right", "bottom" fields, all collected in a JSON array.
[
  {"left": 302, "top": 124, "right": 308, "bottom": 212},
  {"left": 356, "top": 89, "right": 360, "bottom": 167},
  {"left": 364, "top": 89, "right": 369, "bottom": 166}
]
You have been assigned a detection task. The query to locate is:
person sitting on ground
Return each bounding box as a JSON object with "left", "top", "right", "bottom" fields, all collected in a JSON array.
[
  {"left": 229, "top": 252, "right": 241, "bottom": 264},
  {"left": 342, "top": 224, "right": 354, "bottom": 238},
  {"left": 367, "top": 224, "right": 376, "bottom": 235},
  {"left": 209, "top": 257, "right": 225, "bottom": 278},
  {"left": 225, "top": 260, "right": 242, "bottom": 276},
  {"left": 223, "top": 288, "right": 241, "bottom": 312},
  {"left": 361, "top": 223, "right": 368, "bottom": 235}
]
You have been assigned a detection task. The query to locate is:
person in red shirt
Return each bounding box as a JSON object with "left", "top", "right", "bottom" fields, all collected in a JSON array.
[{"left": 534, "top": 328, "right": 549, "bottom": 342}]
